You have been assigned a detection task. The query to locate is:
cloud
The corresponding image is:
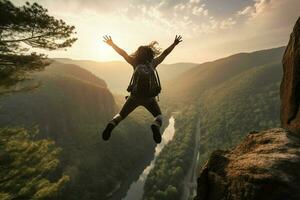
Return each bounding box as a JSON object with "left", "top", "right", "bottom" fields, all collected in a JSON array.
[
  {"left": 237, "top": 0, "right": 299, "bottom": 29},
  {"left": 11, "top": 0, "right": 300, "bottom": 63},
  {"left": 220, "top": 18, "right": 236, "bottom": 29},
  {"left": 118, "top": 0, "right": 243, "bottom": 37},
  {"left": 237, "top": 6, "right": 253, "bottom": 16},
  {"left": 253, "top": 0, "right": 271, "bottom": 15},
  {"left": 174, "top": 3, "right": 186, "bottom": 11},
  {"left": 192, "top": 5, "right": 205, "bottom": 16},
  {"left": 12, "top": 0, "right": 252, "bottom": 37},
  {"left": 237, "top": 0, "right": 271, "bottom": 17},
  {"left": 223, "top": 0, "right": 299, "bottom": 53},
  {"left": 189, "top": 0, "right": 201, "bottom": 3}
]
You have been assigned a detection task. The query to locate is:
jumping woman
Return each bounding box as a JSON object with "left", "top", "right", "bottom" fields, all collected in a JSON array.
[{"left": 102, "top": 35, "right": 182, "bottom": 143}]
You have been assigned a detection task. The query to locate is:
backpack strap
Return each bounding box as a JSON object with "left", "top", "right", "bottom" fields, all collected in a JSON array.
[
  {"left": 127, "top": 73, "right": 134, "bottom": 93},
  {"left": 128, "top": 74, "right": 134, "bottom": 88},
  {"left": 127, "top": 66, "right": 139, "bottom": 93},
  {"left": 154, "top": 69, "right": 161, "bottom": 101},
  {"left": 154, "top": 69, "right": 161, "bottom": 88}
]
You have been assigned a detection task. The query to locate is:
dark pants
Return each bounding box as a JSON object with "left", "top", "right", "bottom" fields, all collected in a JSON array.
[
  {"left": 120, "top": 96, "right": 161, "bottom": 118},
  {"left": 110, "top": 95, "right": 162, "bottom": 127}
]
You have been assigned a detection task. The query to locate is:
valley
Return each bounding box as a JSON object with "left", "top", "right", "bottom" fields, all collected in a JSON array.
[
  {"left": 0, "top": 61, "right": 156, "bottom": 199},
  {"left": 141, "top": 46, "right": 285, "bottom": 200},
  {"left": 1, "top": 1, "right": 297, "bottom": 199},
  {"left": 0, "top": 46, "right": 286, "bottom": 200}
]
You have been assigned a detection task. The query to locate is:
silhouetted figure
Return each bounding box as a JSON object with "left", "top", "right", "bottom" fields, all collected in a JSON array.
[{"left": 102, "top": 35, "right": 182, "bottom": 143}]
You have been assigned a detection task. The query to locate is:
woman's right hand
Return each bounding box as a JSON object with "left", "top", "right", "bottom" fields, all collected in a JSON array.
[
  {"left": 103, "top": 35, "right": 114, "bottom": 46},
  {"left": 174, "top": 35, "right": 182, "bottom": 45}
]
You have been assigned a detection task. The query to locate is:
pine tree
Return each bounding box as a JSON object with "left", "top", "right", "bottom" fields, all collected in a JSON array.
[{"left": 0, "top": 0, "right": 77, "bottom": 85}]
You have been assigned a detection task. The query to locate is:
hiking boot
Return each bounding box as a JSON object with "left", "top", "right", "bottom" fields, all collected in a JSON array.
[
  {"left": 151, "top": 123, "right": 161, "bottom": 144},
  {"left": 102, "top": 123, "right": 114, "bottom": 141}
]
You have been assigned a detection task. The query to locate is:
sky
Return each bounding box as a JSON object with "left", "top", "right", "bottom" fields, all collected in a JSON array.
[{"left": 12, "top": 0, "right": 300, "bottom": 64}]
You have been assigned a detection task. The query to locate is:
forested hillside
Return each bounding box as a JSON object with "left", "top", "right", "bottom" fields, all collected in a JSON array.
[
  {"left": 144, "top": 47, "right": 285, "bottom": 199},
  {"left": 0, "top": 128, "right": 69, "bottom": 200},
  {"left": 0, "top": 62, "right": 155, "bottom": 199},
  {"left": 198, "top": 61, "right": 282, "bottom": 164},
  {"left": 144, "top": 106, "right": 198, "bottom": 200},
  {"left": 0, "top": 46, "right": 286, "bottom": 200},
  {"left": 164, "top": 47, "right": 284, "bottom": 106}
]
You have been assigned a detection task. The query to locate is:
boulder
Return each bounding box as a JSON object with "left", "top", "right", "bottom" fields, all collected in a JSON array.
[
  {"left": 194, "top": 129, "right": 300, "bottom": 200},
  {"left": 281, "top": 17, "right": 300, "bottom": 133}
]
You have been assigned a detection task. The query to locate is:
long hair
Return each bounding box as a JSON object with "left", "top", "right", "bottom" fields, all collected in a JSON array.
[{"left": 131, "top": 41, "right": 161, "bottom": 65}]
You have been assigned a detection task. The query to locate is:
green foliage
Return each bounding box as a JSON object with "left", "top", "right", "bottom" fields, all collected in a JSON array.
[
  {"left": 143, "top": 106, "right": 197, "bottom": 200},
  {"left": 165, "top": 185, "right": 178, "bottom": 199},
  {"left": 0, "top": 127, "right": 69, "bottom": 199},
  {"left": 148, "top": 47, "right": 285, "bottom": 199},
  {"left": 164, "top": 47, "right": 285, "bottom": 105},
  {"left": 198, "top": 62, "right": 282, "bottom": 166},
  {"left": 0, "top": 0, "right": 77, "bottom": 85},
  {"left": 0, "top": 62, "right": 156, "bottom": 199}
]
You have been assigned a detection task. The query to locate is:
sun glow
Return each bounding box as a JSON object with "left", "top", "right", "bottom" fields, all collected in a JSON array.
[
  {"left": 11, "top": 0, "right": 299, "bottom": 64},
  {"left": 44, "top": 10, "right": 161, "bottom": 62},
  {"left": 56, "top": 12, "right": 127, "bottom": 61}
]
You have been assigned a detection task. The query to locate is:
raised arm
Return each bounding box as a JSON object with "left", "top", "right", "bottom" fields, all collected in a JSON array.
[
  {"left": 103, "top": 35, "right": 134, "bottom": 66},
  {"left": 153, "top": 35, "right": 182, "bottom": 67}
]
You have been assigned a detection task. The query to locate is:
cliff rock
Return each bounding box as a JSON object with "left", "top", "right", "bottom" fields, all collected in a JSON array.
[
  {"left": 281, "top": 17, "right": 300, "bottom": 133},
  {"left": 194, "top": 129, "right": 300, "bottom": 200}
]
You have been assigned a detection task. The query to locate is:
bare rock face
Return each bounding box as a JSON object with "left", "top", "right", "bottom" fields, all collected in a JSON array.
[
  {"left": 194, "top": 129, "right": 300, "bottom": 200},
  {"left": 281, "top": 17, "right": 300, "bottom": 133}
]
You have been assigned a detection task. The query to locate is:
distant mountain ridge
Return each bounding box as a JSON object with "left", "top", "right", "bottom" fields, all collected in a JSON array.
[
  {"left": 47, "top": 61, "right": 108, "bottom": 87},
  {"left": 164, "top": 46, "right": 285, "bottom": 104},
  {"left": 53, "top": 58, "right": 198, "bottom": 94}
]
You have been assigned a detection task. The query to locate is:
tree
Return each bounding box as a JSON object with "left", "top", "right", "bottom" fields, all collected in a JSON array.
[
  {"left": 165, "top": 185, "right": 178, "bottom": 199},
  {"left": 0, "top": 127, "right": 69, "bottom": 199},
  {"left": 154, "top": 190, "right": 167, "bottom": 200},
  {"left": 0, "top": 0, "right": 77, "bottom": 85},
  {"left": 0, "top": 1, "right": 75, "bottom": 199}
]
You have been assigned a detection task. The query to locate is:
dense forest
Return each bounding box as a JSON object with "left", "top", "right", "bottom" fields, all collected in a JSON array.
[
  {"left": 0, "top": 1, "right": 76, "bottom": 199},
  {"left": 0, "top": 128, "right": 69, "bottom": 200},
  {"left": 143, "top": 106, "right": 197, "bottom": 200},
  {"left": 143, "top": 47, "right": 285, "bottom": 200},
  {"left": 198, "top": 61, "right": 282, "bottom": 165},
  {"left": 0, "top": 62, "right": 156, "bottom": 199}
]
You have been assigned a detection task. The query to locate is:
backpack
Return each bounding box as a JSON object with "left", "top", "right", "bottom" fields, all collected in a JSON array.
[{"left": 127, "top": 62, "right": 161, "bottom": 97}]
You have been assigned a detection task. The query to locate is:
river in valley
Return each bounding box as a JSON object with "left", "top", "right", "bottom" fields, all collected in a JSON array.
[{"left": 121, "top": 116, "right": 176, "bottom": 200}]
